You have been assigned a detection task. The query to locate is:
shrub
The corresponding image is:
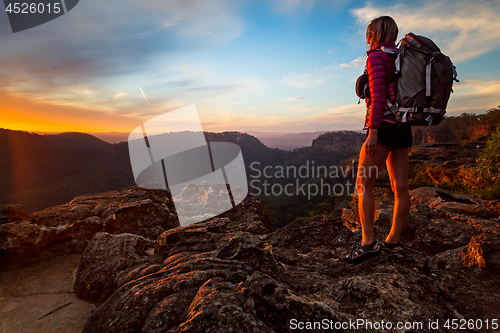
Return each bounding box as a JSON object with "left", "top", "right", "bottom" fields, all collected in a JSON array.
[{"left": 476, "top": 128, "right": 500, "bottom": 183}]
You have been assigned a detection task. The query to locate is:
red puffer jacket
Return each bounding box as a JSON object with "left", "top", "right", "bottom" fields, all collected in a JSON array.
[{"left": 364, "top": 41, "right": 398, "bottom": 129}]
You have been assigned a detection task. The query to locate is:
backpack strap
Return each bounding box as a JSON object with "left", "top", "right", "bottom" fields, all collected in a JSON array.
[
  {"left": 382, "top": 46, "right": 401, "bottom": 74},
  {"left": 386, "top": 100, "right": 398, "bottom": 114},
  {"left": 397, "top": 107, "right": 443, "bottom": 114},
  {"left": 380, "top": 46, "right": 398, "bottom": 54},
  {"left": 426, "top": 57, "right": 435, "bottom": 97}
]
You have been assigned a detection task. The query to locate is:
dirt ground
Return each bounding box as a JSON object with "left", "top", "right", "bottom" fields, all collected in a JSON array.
[{"left": 0, "top": 254, "right": 95, "bottom": 333}]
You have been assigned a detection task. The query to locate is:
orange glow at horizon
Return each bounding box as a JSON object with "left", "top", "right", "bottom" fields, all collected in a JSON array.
[{"left": 0, "top": 91, "right": 143, "bottom": 134}]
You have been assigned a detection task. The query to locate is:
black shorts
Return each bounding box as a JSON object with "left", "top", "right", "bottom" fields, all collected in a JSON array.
[{"left": 364, "top": 121, "right": 413, "bottom": 150}]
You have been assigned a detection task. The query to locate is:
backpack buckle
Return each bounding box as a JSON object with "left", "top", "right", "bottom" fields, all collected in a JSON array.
[{"left": 425, "top": 115, "right": 433, "bottom": 126}]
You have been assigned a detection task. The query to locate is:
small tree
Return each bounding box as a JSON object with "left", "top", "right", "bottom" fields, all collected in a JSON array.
[
  {"left": 476, "top": 128, "right": 500, "bottom": 182},
  {"left": 479, "top": 106, "right": 500, "bottom": 126}
]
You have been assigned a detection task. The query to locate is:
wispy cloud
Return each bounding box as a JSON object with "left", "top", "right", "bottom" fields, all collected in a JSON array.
[
  {"left": 0, "top": 0, "right": 246, "bottom": 112},
  {"left": 280, "top": 73, "right": 313, "bottom": 88},
  {"left": 282, "top": 97, "right": 305, "bottom": 101},
  {"left": 280, "top": 72, "right": 331, "bottom": 88},
  {"left": 139, "top": 87, "right": 149, "bottom": 104},
  {"left": 274, "top": 0, "right": 316, "bottom": 14},
  {"left": 351, "top": 0, "right": 500, "bottom": 62},
  {"left": 447, "top": 79, "right": 500, "bottom": 114},
  {"left": 304, "top": 103, "right": 366, "bottom": 129},
  {"left": 79, "top": 88, "right": 100, "bottom": 95},
  {"left": 290, "top": 104, "right": 323, "bottom": 112},
  {"left": 202, "top": 102, "right": 365, "bottom": 132},
  {"left": 163, "top": 14, "right": 184, "bottom": 28},
  {"left": 338, "top": 56, "right": 365, "bottom": 68},
  {"left": 111, "top": 92, "right": 128, "bottom": 100}
]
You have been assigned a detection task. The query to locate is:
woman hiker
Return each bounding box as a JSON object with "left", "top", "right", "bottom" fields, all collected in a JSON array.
[{"left": 348, "top": 16, "right": 412, "bottom": 263}]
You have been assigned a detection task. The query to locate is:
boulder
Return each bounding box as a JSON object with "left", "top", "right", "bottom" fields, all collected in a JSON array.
[
  {"left": 74, "top": 188, "right": 500, "bottom": 332},
  {"left": 0, "top": 204, "right": 27, "bottom": 225},
  {"left": 74, "top": 232, "right": 156, "bottom": 305},
  {"left": 408, "top": 144, "right": 487, "bottom": 189},
  {"left": 340, "top": 187, "right": 499, "bottom": 256},
  {"left": 79, "top": 210, "right": 334, "bottom": 333},
  {"left": 0, "top": 187, "right": 179, "bottom": 270},
  {"left": 312, "top": 131, "right": 365, "bottom": 156},
  {"left": 462, "top": 233, "right": 500, "bottom": 273}
]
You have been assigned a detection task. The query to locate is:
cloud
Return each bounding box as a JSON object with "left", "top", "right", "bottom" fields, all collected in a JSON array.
[
  {"left": 338, "top": 56, "right": 365, "bottom": 68},
  {"left": 139, "top": 87, "right": 149, "bottom": 104},
  {"left": 0, "top": 0, "right": 245, "bottom": 113},
  {"left": 273, "top": 0, "right": 349, "bottom": 15},
  {"left": 282, "top": 97, "right": 305, "bottom": 101},
  {"left": 201, "top": 103, "right": 366, "bottom": 132},
  {"left": 79, "top": 88, "right": 100, "bottom": 95},
  {"left": 447, "top": 79, "right": 500, "bottom": 114},
  {"left": 111, "top": 92, "right": 128, "bottom": 100},
  {"left": 162, "top": 14, "right": 184, "bottom": 28},
  {"left": 0, "top": 90, "right": 143, "bottom": 133},
  {"left": 306, "top": 103, "right": 365, "bottom": 123},
  {"left": 274, "top": 0, "right": 316, "bottom": 14},
  {"left": 280, "top": 73, "right": 313, "bottom": 88},
  {"left": 280, "top": 72, "right": 332, "bottom": 88},
  {"left": 351, "top": 0, "right": 500, "bottom": 62},
  {"left": 137, "top": 0, "right": 244, "bottom": 44},
  {"left": 290, "top": 104, "right": 324, "bottom": 112}
]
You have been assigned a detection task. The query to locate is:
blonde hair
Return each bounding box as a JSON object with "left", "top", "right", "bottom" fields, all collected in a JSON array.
[{"left": 366, "top": 16, "right": 398, "bottom": 50}]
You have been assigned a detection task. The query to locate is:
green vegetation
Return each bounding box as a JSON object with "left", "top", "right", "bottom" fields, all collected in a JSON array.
[
  {"left": 479, "top": 106, "right": 500, "bottom": 126},
  {"left": 407, "top": 172, "right": 434, "bottom": 189},
  {"left": 476, "top": 128, "right": 500, "bottom": 183},
  {"left": 408, "top": 115, "right": 500, "bottom": 200}
]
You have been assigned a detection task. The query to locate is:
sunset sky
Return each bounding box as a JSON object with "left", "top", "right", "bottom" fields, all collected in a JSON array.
[{"left": 1, "top": 0, "right": 500, "bottom": 136}]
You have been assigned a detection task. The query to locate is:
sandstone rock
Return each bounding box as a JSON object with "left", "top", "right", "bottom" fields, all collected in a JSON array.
[
  {"left": 78, "top": 210, "right": 336, "bottom": 333},
  {"left": 462, "top": 233, "right": 500, "bottom": 273},
  {"left": 470, "top": 124, "right": 496, "bottom": 140},
  {"left": 340, "top": 187, "right": 499, "bottom": 258},
  {"left": 74, "top": 232, "right": 156, "bottom": 305},
  {"left": 0, "top": 204, "right": 27, "bottom": 225},
  {"left": 3, "top": 178, "right": 497, "bottom": 331},
  {"left": 408, "top": 144, "right": 487, "bottom": 189},
  {"left": 430, "top": 233, "right": 500, "bottom": 276},
  {"left": 312, "top": 131, "right": 365, "bottom": 156},
  {"left": 0, "top": 187, "right": 179, "bottom": 270},
  {"left": 31, "top": 187, "right": 178, "bottom": 237},
  {"left": 76, "top": 200, "right": 500, "bottom": 332},
  {"left": 412, "top": 121, "right": 459, "bottom": 145},
  {"left": 335, "top": 142, "right": 488, "bottom": 191}
]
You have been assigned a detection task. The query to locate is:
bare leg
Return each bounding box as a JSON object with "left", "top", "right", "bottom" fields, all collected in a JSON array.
[
  {"left": 385, "top": 148, "right": 410, "bottom": 246},
  {"left": 356, "top": 142, "right": 391, "bottom": 246}
]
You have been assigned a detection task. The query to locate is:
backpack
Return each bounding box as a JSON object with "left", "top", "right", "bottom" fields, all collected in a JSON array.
[
  {"left": 355, "top": 70, "right": 369, "bottom": 100},
  {"left": 383, "top": 33, "right": 459, "bottom": 126}
]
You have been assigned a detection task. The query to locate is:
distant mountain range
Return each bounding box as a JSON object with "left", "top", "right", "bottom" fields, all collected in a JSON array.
[
  {"left": 58, "top": 130, "right": 362, "bottom": 150},
  {"left": 0, "top": 128, "right": 362, "bottom": 215},
  {"left": 1, "top": 107, "right": 498, "bottom": 220},
  {"left": 0, "top": 130, "right": 134, "bottom": 213},
  {"left": 246, "top": 131, "right": 331, "bottom": 150}
]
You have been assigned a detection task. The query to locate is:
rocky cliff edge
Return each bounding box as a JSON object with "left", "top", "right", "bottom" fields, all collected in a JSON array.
[{"left": 61, "top": 186, "right": 500, "bottom": 333}]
